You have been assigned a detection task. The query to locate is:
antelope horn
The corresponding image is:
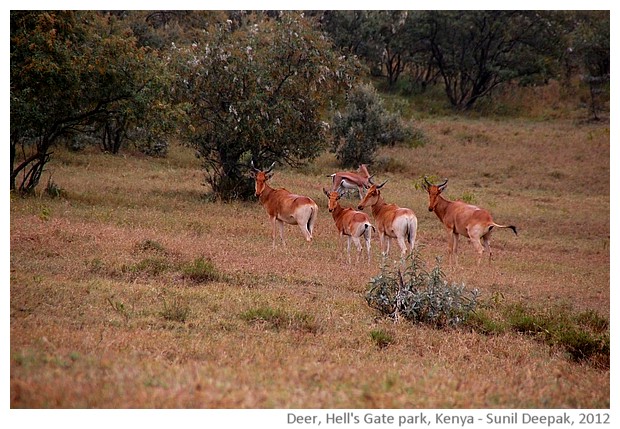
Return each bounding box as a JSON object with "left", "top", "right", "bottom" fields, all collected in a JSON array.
[
  {"left": 376, "top": 179, "right": 388, "bottom": 189},
  {"left": 367, "top": 175, "right": 375, "bottom": 186},
  {"left": 250, "top": 160, "right": 260, "bottom": 172},
  {"left": 422, "top": 176, "right": 432, "bottom": 190},
  {"left": 265, "top": 161, "right": 276, "bottom": 174}
]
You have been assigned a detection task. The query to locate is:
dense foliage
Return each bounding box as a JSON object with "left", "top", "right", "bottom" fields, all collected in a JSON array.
[
  {"left": 10, "top": 11, "right": 173, "bottom": 192},
  {"left": 331, "top": 83, "right": 410, "bottom": 167},
  {"left": 170, "top": 12, "right": 357, "bottom": 199},
  {"left": 366, "top": 252, "right": 479, "bottom": 327},
  {"left": 10, "top": 10, "right": 609, "bottom": 195}
]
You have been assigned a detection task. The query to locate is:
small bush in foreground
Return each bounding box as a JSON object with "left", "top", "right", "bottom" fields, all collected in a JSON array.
[{"left": 366, "top": 252, "right": 479, "bottom": 327}]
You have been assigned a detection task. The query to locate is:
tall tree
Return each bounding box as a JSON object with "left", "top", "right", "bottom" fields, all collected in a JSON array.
[
  {"left": 171, "top": 12, "right": 357, "bottom": 200},
  {"left": 571, "top": 11, "right": 610, "bottom": 120},
  {"left": 421, "top": 11, "right": 560, "bottom": 110},
  {"left": 10, "top": 11, "right": 171, "bottom": 193}
]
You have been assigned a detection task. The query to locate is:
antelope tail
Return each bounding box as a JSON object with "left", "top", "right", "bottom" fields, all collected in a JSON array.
[
  {"left": 491, "top": 223, "right": 518, "bottom": 236},
  {"left": 408, "top": 218, "right": 418, "bottom": 247},
  {"left": 364, "top": 223, "right": 376, "bottom": 233},
  {"left": 307, "top": 205, "right": 318, "bottom": 235}
]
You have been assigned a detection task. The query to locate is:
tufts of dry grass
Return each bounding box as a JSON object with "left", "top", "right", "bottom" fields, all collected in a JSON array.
[{"left": 10, "top": 117, "right": 609, "bottom": 408}]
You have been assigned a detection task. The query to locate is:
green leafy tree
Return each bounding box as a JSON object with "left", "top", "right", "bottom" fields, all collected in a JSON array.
[
  {"left": 331, "top": 83, "right": 410, "bottom": 167},
  {"left": 321, "top": 11, "right": 420, "bottom": 88},
  {"left": 420, "top": 11, "right": 562, "bottom": 110},
  {"left": 10, "top": 11, "right": 172, "bottom": 193},
  {"left": 171, "top": 12, "right": 357, "bottom": 200},
  {"left": 571, "top": 11, "right": 609, "bottom": 120}
]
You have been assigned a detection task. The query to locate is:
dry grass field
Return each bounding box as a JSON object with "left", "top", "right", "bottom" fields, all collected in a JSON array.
[{"left": 10, "top": 115, "right": 609, "bottom": 409}]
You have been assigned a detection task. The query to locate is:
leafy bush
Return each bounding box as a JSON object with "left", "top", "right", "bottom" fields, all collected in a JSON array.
[
  {"left": 331, "top": 83, "right": 412, "bottom": 168},
  {"left": 366, "top": 252, "right": 479, "bottom": 327}
]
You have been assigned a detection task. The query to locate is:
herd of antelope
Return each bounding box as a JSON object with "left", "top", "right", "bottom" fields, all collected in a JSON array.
[{"left": 250, "top": 161, "right": 517, "bottom": 266}]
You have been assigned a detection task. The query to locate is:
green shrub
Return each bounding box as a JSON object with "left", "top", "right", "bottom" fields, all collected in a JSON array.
[
  {"left": 366, "top": 251, "right": 479, "bottom": 327},
  {"left": 331, "top": 83, "right": 413, "bottom": 167}
]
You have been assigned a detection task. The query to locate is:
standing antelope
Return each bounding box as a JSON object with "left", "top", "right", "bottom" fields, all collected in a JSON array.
[
  {"left": 323, "top": 188, "right": 375, "bottom": 263},
  {"left": 328, "top": 164, "right": 374, "bottom": 200},
  {"left": 423, "top": 177, "right": 517, "bottom": 265},
  {"left": 250, "top": 161, "right": 318, "bottom": 247},
  {"left": 357, "top": 181, "right": 417, "bottom": 259}
]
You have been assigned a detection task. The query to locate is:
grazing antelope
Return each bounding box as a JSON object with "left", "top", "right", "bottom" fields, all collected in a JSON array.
[
  {"left": 323, "top": 188, "right": 375, "bottom": 263},
  {"left": 250, "top": 161, "right": 318, "bottom": 247},
  {"left": 423, "top": 177, "right": 518, "bottom": 265},
  {"left": 357, "top": 181, "right": 417, "bottom": 259},
  {"left": 328, "top": 164, "right": 374, "bottom": 200}
]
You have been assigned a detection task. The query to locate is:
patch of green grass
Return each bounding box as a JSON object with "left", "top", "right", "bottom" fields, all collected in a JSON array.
[
  {"left": 181, "top": 257, "right": 219, "bottom": 283},
  {"left": 136, "top": 239, "right": 168, "bottom": 255},
  {"left": 160, "top": 295, "right": 191, "bottom": 323},
  {"left": 370, "top": 329, "right": 395, "bottom": 349},
  {"left": 467, "top": 302, "right": 610, "bottom": 369},
  {"left": 466, "top": 308, "right": 508, "bottom": 335},
  {"left": 240, "top": 306, "right": 318, "bottom": 333},
  {"left": 122, "top": 257, "right": 170, "bottom": 277}
]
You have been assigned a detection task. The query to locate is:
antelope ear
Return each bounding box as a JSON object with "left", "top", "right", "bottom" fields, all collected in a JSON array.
[{"left": 266, "top": 171, "right": 275, "bottom": 179}]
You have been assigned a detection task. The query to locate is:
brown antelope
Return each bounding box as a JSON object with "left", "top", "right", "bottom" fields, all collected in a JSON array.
[
  {"left": 323, "top": 188, "right": 375, "bottom": 263},
  {"left": 423, "top": 177, "right": 517, "bottom": 265},
  {"left": 357, "top": 181, "right": 417, "bottom": 259},
  {"left": 328, "top": 164, "right": 374, "bottom": 200},
  {"left": 250, "top": 161, "right": 318, "bottom": 247}
]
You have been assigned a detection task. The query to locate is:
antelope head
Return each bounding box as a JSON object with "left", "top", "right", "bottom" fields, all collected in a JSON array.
[
  {"left": 323, "top": 187, "right": 345, "bottom": 212},
  {"left": 424, "top": 177, "right": 448, "bottom": 212},
  {"left": 357, "top": 180, "right": 387, "bottom": 210},
  {"left": 250, "top": 160, "right": 276, "bottom": 197}
]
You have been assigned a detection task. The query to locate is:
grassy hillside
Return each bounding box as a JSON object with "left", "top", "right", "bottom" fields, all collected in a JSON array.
[{"left": 10, "top": 115, "right": 609, "bottom": 408}]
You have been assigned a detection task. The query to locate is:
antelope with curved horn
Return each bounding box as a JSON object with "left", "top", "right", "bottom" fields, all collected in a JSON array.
[
  {"left": 250, "top": 161, "right": 318, "bottom": 247},
  {"left": 328, "top": 164, "right": 374, "bottom": 200},
  {"left": 323, "top": 187, "right": 375, "bottom": 263},
  {"left": 357, "top": 180, "right": 417, "bottom": 259},
  {"left": 422, "top": 177, "right": 517, "bottom": 265}
]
